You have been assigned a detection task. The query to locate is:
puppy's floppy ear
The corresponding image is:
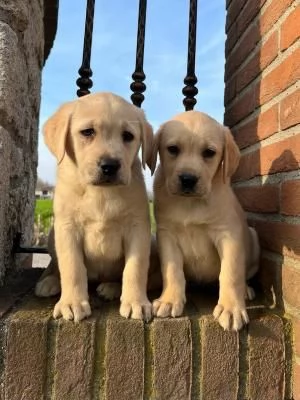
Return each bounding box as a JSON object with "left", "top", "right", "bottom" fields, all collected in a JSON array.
[
  {"left": 150, "top": 126, "right": 163, "bottom": 176},
  {"left": 43, "top": 101, "right": 74, "bottom": 164},
  {"left": 222, "top": 127, "right": 240, "bottom": 182},
  {"left": 141, "top": 120, "right": 154, "bottom": 170}
]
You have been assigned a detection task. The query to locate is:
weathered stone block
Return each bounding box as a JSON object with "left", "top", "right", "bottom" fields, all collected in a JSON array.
[
  {"left": 0, "top": 0, "right": 29, "bottom": 33},
  {"left": 0, "top": 21, "right": 28, "bottom": 136},
  {"left": 105, "top": 318, "right": 145, "bottom": 400},
  {"left": 53, "top": 318, "right": 96, "bottom": 399},
  {"left": 201, "top": 316, "right": 239, "bottom": 400},
  {"left": 248, "top": 315, "right": 285, "bottom": 400},
  {"left": 0, "top": 128, "right": 11, "bottom": 282},
  {"left": 153, "top": 318, "right": 192, "bottom": 400},
  {"left": 5, "top": 312, "right": 49, "bottom": 400},
  {"left": 0, "top": 0, "right": 43, "bottom": 284}
]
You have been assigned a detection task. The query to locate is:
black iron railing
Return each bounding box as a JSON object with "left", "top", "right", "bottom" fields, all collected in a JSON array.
[{"left": 14, "top": 0, "right": 198, "bottom": 255}]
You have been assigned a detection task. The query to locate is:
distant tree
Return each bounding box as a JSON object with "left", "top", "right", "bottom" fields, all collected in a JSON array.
[{"left": 36, "top": 177, "right": 54, "bottom": 191}]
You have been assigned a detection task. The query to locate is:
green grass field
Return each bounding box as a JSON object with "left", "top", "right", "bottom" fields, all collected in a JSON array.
[
  {"left": 35, "top": 199, "right": 156, "bottom": 233},
  {"left": 34, "top": 199, "right": 53, "bottom": 233}
]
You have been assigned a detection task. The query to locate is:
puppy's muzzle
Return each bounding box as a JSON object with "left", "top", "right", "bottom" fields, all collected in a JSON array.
[
  {"left": 96, "top": 158, "right": 121, "bottom": 183},
  {"left": 179, "top": 173, "right": 198, "bottom": 194},
  {"left": 99, "top": 158, "right": 121, "bottom": 176}
]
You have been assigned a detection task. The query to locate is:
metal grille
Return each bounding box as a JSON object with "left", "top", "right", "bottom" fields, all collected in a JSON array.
[{"left": 14, "top": 0, "right": 198, "bottom": 255}]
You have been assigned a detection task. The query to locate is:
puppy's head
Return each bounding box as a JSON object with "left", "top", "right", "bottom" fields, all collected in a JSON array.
[
  {"left": 151, "top": 111, "right": 240, "bottom": 198},
  {"left": 43, "top": 92, "right": 153, "bottom": 186}
]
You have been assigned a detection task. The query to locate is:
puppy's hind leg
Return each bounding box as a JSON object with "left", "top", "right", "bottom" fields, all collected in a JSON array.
[
  {"left": 244, "top": 227, "right": 260, "bottom": 302},
  {"left": 96, "top": 282, "right": 121, "bottom": 301},
  {"left": 35, "top": 227, "right": 61, "bottom": 297},
  {"left": 35, "top": 260, "right": 61, "bottom": 297},
  {"left": 245, "top": 284, "right": 255, "bottom": 301}
]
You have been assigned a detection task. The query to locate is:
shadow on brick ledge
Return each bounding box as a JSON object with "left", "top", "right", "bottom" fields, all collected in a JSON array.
[{"left": 0, "top": 269, "right": 293, "bottom": 400}]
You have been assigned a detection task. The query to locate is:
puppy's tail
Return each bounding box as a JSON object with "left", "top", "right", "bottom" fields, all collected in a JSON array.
[{"left": 247, "top": 227, "right": 260, "bottom": 280}]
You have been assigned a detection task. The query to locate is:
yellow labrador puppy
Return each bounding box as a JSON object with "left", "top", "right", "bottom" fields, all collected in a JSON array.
[
  {"left": 151, "top": 111, "right": 259, "bottom": 331},
  {"left": 35, "top": 92, "right": 153, "bottom": 322}
]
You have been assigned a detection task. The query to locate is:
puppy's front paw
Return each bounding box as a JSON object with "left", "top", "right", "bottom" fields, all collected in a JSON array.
[
  {"left": 120, "top": 297, "right": 152, "bottom": 322},
  {"left": 213, "top": 301, "right": 249, "bottom": 331},
  {"left": 35, "top": 275, "right": 61, "bottom": 297},
  {"left": 96, "top": 282, "right": 121, "bottom": 301},
  {"left": 53, "top": 297, "right": 91, "bottom": 322},
  {"left": 152, "top": 295, "right": 185, "bottom": 318}
]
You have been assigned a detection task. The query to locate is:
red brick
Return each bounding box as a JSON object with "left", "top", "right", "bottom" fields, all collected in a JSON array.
[
  {"left": 236, "top": 0, "right": 268, "bottom": 44},
  {"left": 283, "top": 265, "right": 300, "bottom": 308},
  {"left": 259, "top": 48, "right": 300, "bottom": 105},
  {"left": 258, "top": 256, "right": 283, "bottom": 308},
  {"left": 249, "top": 316, "right": 285, "bottom": 400},
  {"left": 294, "top": 361, "right": 300, "bottom": 400},
  {"left": 260, "top": 134, "right": 300, "bottom": 175},
  {"left": 236, "top": 31, "right": 278, "bottom": 93},
  {"left": 280, "top": 6, "right": 300, "bottom": 50},
  {"left": 234, "top": 184, "right": 279, "bottom": 213},
  {"left": 259, "top": 31, "right": 279, "bottom": 70},
  {"left": 250, "top": 219, "right": 300, "bottom": 259},
  {"left": 281, "top": 179, "right": 300, "bottom": 216},
  {"left": 280, "top": 88, "right": 300, "bottom": 130},
  {"left": 225, "top": 22, "right": 260, "bottom": 80},
  {"left": 235, "top": 134, "right": 300, "bottom": 181},
  {"left": 224, "top": 77, "right": 236, "bottom": 106},
  {"left": 226, "top": 0, "right": 233, "bottom": 9},
  {"left": 224, "top": 85, "right": 258, "bottom": 127},
  {"left": 225, "top": 23, "right": 238, "bottom": 57},
  {"left": 233, "top": 149, "right": 260, "bottom": 181},
  {"left": 226, "top": 0, "right": 248, "bottom": 33},
  {"left": 233, "top": 103, "right": 278, "bottom": 149},
  {"left": 233, "top": 118, "right": 257, "bottom": 149},
  {"left": 236, "top": 56, "right": 260, "bottom": 94},
  {"left": 201, "top": 317, "right": 239, "bottom": 400},
  {"left": 260, "top": 0, "right": 295, "bottom": 36},
  {"left": 293, "top": 318, "right": 300, "bottom": 357}
]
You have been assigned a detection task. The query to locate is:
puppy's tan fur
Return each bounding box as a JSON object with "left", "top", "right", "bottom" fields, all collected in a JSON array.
[
  {"left": 152, "top": 111, "right": 259, "bottom": 331},
  {"left": 35, "top": 92, "right": 153, "bottom": 322}
]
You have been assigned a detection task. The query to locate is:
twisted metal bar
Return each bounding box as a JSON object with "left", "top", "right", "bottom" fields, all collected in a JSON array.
[
  {"left": 182, "top": 0, "right": 198, "bottom": 111},
  {"left": 76, "top": 0, "right": 95, "bottom": 97},
  {"left": 130, "top": 0, "right": 147, "bottom": 108}
]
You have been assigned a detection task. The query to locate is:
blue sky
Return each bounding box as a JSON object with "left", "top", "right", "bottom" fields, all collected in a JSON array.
[{"left": 38, "top": 0, "right": 226, "bottom": 188}]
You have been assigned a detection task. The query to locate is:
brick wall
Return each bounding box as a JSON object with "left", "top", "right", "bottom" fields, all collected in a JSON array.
[
  {"left": 0, "top": 1, "right": 45, "bottom": 282},
  {"left": 224, "top": 0, "right": 300, "bottom": 398}
]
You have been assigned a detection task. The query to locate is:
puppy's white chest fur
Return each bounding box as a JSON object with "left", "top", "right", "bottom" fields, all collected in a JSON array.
[
  {"left": 178, "top": 224, "right": 220, "bottom": 282},
  {"left": 157, "top": 199, "right": 221, "bottom": 282},
  {"left": 77, "top": 192, "right": 128, "bottom": 280}
]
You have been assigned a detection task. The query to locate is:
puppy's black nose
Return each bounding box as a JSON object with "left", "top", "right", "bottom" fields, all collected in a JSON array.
[
  {"left": 99, "top": 158, "right": 121, "bottom": 176},
  {"left": 179, "top": 173, "right": 198, "bottom": 192}
]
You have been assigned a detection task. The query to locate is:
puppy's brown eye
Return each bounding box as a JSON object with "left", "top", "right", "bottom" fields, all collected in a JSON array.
[
  {"left": 167, "top": 145, "right": 180, "bottom": 156},
  {"left": 80, "top": 128, "right": 95, "bottom": 137},
  {"left": 202, "top": 148, "right": 216, "bottom": 158},
  {"left": 122, "top": 131, "right": 134, "bottom": 142}
]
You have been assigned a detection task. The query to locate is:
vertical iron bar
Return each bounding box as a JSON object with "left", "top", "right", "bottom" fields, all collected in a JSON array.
[
  {"left": 130, "top": 0, "right": 147, "bottom": 108},
  {"left": 182, "top": 0, "right": 198, "bottom": 111},
  {"left": 76, "top": 0, "right": 95, "bottom": 97}
]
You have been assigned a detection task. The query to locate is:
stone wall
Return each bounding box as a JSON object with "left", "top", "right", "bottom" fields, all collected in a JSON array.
[
  {"left": 0, "top": 279, "right": 291, "bottom": 400},
  {"left": 0, "top": 1, "right": 44, "bottom": 283},
  {"left": 224, "top": 0, "right": 300, "bottom": 398}
]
